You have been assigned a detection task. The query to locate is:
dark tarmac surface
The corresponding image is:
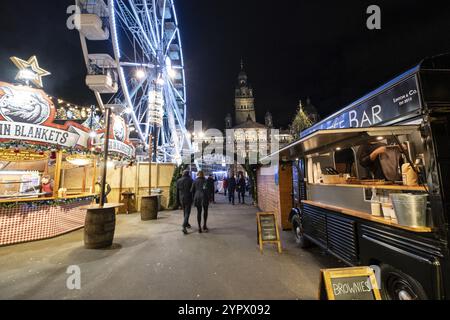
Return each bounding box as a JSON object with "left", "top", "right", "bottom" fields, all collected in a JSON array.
[{"left": 0, "top": 195, "right": 344, "bottom": 300}]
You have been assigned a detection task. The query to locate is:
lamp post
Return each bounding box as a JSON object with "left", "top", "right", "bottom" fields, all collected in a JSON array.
[
  {"left": 99, "top": 107, "right": 112, "bottom": 208},
  {"left": 140, "top": 75, "right": 163, "bottom": 221},
  {"left": 84, "top": 105, "right": 118, "bottom": 250},
  {"left": 148, "top": 134, "right": 153, "bottom": 195}
]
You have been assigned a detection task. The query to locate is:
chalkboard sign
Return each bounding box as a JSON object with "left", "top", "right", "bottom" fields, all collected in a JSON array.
[
  {"left": 257, "top": 212, "right": 282, "bottom": 254},
  {"left": 319, "top": 267, "right": 381, "bottom": 300},
  {"left": 260, "top": 214, "right": 277, "bottom": 241}
]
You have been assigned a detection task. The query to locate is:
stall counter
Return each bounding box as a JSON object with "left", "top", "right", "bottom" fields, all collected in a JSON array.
[{"left": 0, "top": 194, "right": 95, "bottom": 246}]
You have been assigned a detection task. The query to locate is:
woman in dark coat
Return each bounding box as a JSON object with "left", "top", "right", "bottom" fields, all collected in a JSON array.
[{"left": 191, "top": 171, "right": 210, "bottom": 233}]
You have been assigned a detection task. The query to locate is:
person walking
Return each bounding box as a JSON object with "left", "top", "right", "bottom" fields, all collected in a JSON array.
[
  {"left": 237, "top": 173, "right": 246, "bottom": 204},
  {"left": 191, "top": 171, "right": 210, "bottom": 233},
  {"left": 176, "top": 170, "right": 194, "bottom": 235},
  {"left": 207, "top": 174, "right": 215, "bottom": 204},
  {"left": 223, "top": 177, "right": 228, "bottom": 196},
  {"left": 227, "top": 174, "right": 237, "bottom": 205}
]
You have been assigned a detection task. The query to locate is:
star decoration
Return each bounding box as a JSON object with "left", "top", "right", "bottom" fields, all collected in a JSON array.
[{"left": 10, "top": 55, "right": 51, "bottom": 88}]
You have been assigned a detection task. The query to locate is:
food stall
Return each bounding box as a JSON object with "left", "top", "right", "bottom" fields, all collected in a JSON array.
[
  {"left": 268, "top": 54, "right": 450, "bottom": 300},
  {"left": 0, "top": 81, "right": 97, "bottom": 246}
]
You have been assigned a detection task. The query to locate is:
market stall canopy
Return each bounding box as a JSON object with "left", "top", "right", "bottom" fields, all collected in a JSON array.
[{"left": 265, "top": 125, "right": 420, "bottom": 161}]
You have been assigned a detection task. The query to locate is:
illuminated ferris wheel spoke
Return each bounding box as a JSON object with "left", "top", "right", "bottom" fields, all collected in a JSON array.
[{"left": 77, "top": 0, "right": 191, "bottom": 162}]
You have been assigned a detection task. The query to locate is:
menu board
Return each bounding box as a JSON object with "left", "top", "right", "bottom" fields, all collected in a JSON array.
[
  {"left": 257, "top": 212, "right": 282, "bottom": 253},
  {"left": 260, "top": 214, "right": 277, "bottom": 241},
  {"left": 319, "top": 267, "right": 382, "bottom": 300}
]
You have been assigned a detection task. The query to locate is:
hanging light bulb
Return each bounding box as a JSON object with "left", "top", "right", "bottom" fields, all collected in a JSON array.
[
  {"left": 156, "top": 77, "right": 165, "bottom": 86},
  {"left": 135, "top": 69, "right": 146, "bottom": 80}
]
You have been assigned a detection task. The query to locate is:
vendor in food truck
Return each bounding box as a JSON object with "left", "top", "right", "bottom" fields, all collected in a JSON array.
[{"left": 357, "top": 138, "right": 405, "bottom": 182}]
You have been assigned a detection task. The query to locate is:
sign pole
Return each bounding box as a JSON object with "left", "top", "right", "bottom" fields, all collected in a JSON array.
[
  {"left": 148, "top": 134, "right": 153, "bottom": 196},
  {"left": 99, "top": 107, "right": 112, "bottom": 208}
]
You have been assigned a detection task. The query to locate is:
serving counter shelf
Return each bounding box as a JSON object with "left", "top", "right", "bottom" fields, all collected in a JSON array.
[
  {"left": 0, "top": 194, "right": 96, "bottom": 247},
  {"left": 309, "top": 183, "right": 427, "bottom": 192},
  {"left": 302, "top": 200, "right": 432, "bottom": 233},
  {"left": 0, "top": 193, "right": 96, "bottom": 204}
]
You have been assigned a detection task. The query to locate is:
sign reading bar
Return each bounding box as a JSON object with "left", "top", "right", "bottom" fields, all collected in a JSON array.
[
  {"left": 319, "top": 267, "right": 382, "bottom": 300},
  {"left": 302, "top": 76, "right": 421, "bottom": 138},
  {"left": 257, "top": 212, "right": 282, "bottom": 254}
]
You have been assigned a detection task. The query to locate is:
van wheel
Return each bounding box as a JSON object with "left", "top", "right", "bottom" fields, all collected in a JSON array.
[
  {"left": 292, "top": 215, "right": 312, "bottom": 249},
  {"left": 380, "top": 264, "right": 428, "bottom": 300}
]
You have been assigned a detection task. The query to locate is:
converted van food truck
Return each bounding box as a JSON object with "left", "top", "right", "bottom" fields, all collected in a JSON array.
[{"left": 274, "top": 54, "right": 450, "bottom": 300}]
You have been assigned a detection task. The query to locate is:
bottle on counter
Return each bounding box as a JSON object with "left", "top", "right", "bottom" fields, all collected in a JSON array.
[
  {"left": 371, "top": 188, "right": 382, "bottom": 217},
  {"left": 402, "top": 163, "right": 419, "bottom": 186},
  {"left": 415, "top": 156, "right": 426, "bottom": 184}
]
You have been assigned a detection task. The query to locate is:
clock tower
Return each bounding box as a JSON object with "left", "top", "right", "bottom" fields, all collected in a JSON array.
[{"left": 234, "top": 60, "right": 256, "bottom": 125}]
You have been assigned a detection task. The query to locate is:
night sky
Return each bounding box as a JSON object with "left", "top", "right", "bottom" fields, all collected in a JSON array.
[{"left": 1, "top": 0, "right": 450, "bottom": 130}]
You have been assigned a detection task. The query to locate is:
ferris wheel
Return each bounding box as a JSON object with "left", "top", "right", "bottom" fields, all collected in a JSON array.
[{"left": 76, "top": 0, "right": 191, "bottom": 163}]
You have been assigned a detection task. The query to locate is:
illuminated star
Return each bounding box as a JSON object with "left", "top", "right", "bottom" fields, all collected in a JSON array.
[{"left": 10, "top": 55, "right": 51, "bottom": 88}]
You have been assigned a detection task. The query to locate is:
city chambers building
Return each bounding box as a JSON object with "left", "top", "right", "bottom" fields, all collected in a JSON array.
[{"left": 225, "top": 62, "right": 294, "bottom": 161}]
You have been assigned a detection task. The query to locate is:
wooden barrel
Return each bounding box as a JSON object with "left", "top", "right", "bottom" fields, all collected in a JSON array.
[
  {"left": 84, "top": 207, "right": 116, "bottom": 249},
  {"left": 141, "top": 195, "right": 159, "bottom": 221}
]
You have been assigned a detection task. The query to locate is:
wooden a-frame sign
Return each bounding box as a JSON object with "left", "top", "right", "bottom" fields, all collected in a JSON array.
[
  {"left": 319, "top": 267, "right": 382, "bottom": 300},
  {"left": 257, "top": 212, "right": 282, "bottom": 254}
]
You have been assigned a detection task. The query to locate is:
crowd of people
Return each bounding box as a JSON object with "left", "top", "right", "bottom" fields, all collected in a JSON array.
[
  {"left": 223, "top": 172, "right": 250, "bottom": 205},
  {"left": 176, "top": 170, "right": 252, "bottom": 235}
]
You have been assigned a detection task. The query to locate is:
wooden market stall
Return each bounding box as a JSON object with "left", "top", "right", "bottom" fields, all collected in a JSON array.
[{"left": 0, "top": 81, "right": 99, "bottom": 246}]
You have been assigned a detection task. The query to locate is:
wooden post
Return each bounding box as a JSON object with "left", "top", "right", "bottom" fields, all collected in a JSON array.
[
  {"left": 44, "top": 158, "right": 49, "bottom": 175},
  {"left": 91, "top": 158, "right": 97, "bottom": 194},
  {"left": 156, "top": 163, "right": 160, "bottom": 189},
  {"left": 82, "top": 166, "right": 87, "bottom": 193},
  {"left": 53, "top": 150, "right": 63, "bottom": 198},
  {"left": 118, "top": 165, "right": 124, "bottom": 203},
  {"left": 135, "top": 162, "right": 140, "bottom": 197}
]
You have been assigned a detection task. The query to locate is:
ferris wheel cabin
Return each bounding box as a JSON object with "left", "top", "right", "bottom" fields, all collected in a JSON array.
[
  {"left": 85, "top": 54, "right": 118, "bottom": 94},
  {"left": 77, "top": 0, "right": 110, "bottom": 40}
]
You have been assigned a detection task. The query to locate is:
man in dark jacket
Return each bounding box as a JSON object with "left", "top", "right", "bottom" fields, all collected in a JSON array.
[
  {"left": 177, "top": 170, "right": 194, "bottom": 235},
  {"left": 207, "top": 175, "right": 215, "bottom": 203},
  {"left": 237, "top": 173, "right": 247, "bottom": 204},
  {"left": 191, "top": 171, "right": 210, "bottom": 233},
  {"left": 227, "top": 175, "right": 237, "bottom": 205},
  {"left": 357, "top": 143, "right": 387, "bottom": 180}
]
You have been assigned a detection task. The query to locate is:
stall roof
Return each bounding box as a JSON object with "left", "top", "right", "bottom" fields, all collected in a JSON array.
[
  {"left": 301, "top": 66, "right": 420, "bottom": 138},
  {"left": 301, "top": 54, "right": 450, "bottom": 139},
  {"left": 264, "top": 125, "right": 419, "bottom": 162}
]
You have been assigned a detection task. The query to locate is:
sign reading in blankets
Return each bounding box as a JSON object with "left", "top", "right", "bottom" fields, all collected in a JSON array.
[
  {"left": 319, "top": 267, "right": 382, "bottom": 300},
  {"left": 0, "top": 82, "right": 135, "bottom": 158},
  {"left": 0, "top": 82, "right": 90, "bottom": 148},
  {"left": 0, "top": 120, "right": 89, "bottom": 148}
]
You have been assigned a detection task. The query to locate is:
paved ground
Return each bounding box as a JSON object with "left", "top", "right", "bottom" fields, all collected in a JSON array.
[{"left": 0, "top": 195, "right": 344, "bottom": 300}]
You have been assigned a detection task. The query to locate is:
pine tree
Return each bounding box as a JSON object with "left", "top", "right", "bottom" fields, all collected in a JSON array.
[{"left": 290, "top": 101, "right": 313, "bottom": 136}]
